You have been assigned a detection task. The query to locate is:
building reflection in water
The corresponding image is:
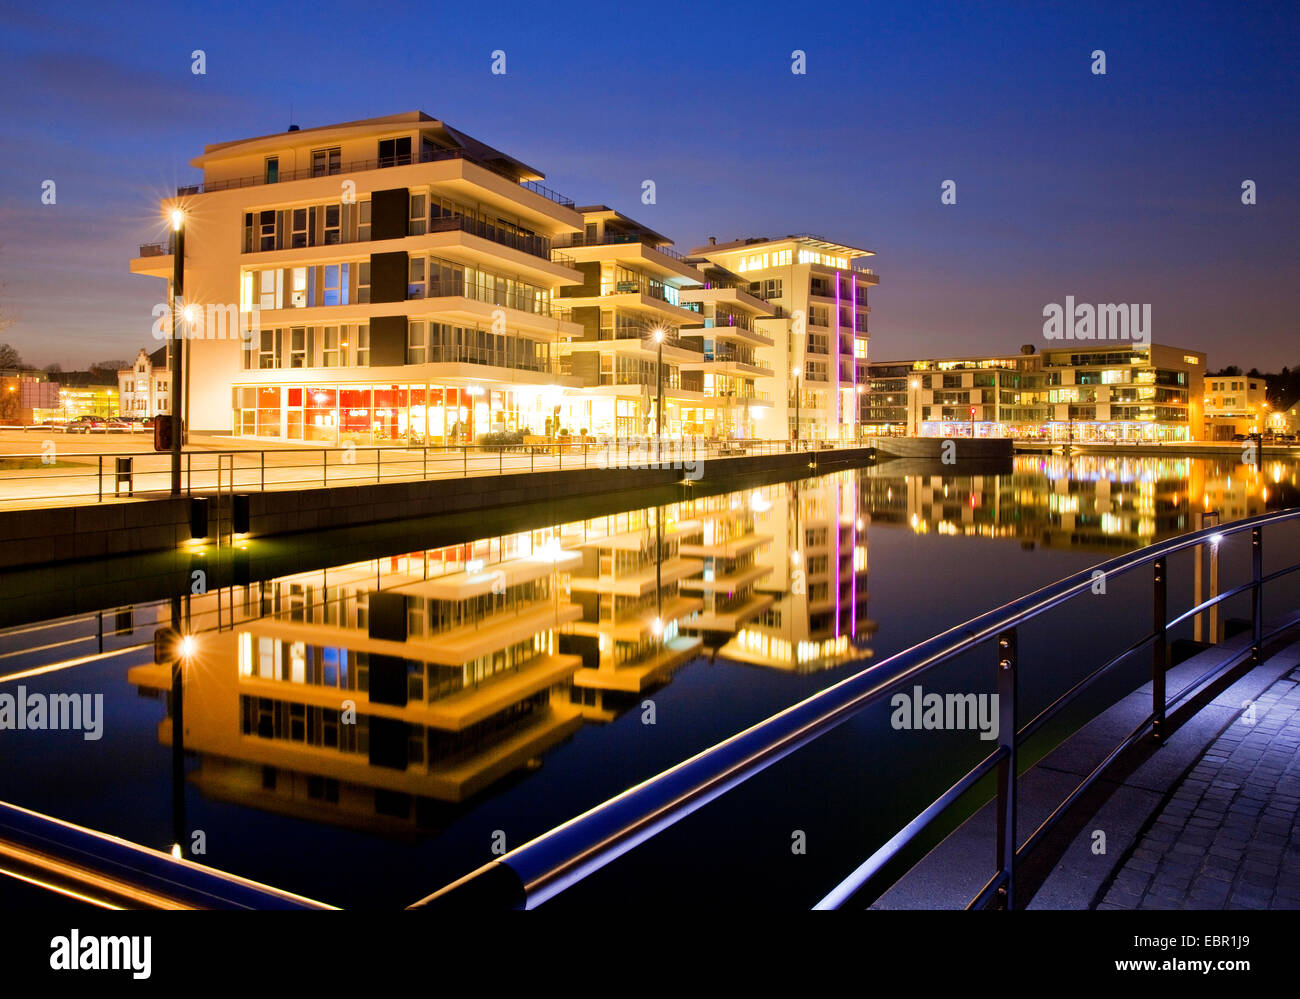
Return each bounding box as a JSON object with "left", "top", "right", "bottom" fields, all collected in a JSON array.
[
  {"left": 863, "top": 455, "right": 1298, "bottom": 551},
  {"left": 128, "top": 471, "right": 877, "bottom": 837},
  {"left": 127, "top": 455, "right": 1297, "bottom": 837}
]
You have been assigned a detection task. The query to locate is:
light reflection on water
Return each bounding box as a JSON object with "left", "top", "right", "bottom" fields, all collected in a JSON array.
[{"left": 0, "top": 454, "right": 1295, "bottom": 906}]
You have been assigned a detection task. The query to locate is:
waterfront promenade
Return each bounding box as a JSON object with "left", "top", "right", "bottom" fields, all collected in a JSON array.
[
  {"left": 0, "top": 429, "right": 838, "bottom": 512},
  {"left": 1096, "top": 652, "right": 1300, "bottom": 910}
]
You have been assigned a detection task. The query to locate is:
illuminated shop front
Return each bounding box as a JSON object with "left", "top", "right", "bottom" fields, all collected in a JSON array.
[{"left": 232, "top": 382, "right": 571, "bottom": 444}]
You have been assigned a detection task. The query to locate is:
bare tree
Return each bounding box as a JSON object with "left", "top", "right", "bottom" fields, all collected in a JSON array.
[{"left": 0, "top": 343, "right": 23, "bottom": 370}]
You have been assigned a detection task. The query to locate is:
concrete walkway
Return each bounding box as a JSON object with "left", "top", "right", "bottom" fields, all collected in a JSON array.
[{"left": 1097, "top": 658, "right": 1300, "bottom": 909}]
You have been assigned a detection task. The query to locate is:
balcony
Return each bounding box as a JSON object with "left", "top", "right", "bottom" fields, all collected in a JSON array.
[
  {"left": 413, "top": 343, "right": 553, "bottom": 373},
  {"left": 138, "top": 242, "right": 171, "bottom": 258},
  {"left": 429, "top": 213, "right": 572, "bottom": 265},
  {"left": 553, "top": 232, "right": 684, "bottom": 261},
  {"left": 423, "top": 275, "right": 553, "bottom": 316},
  {"left": 177, "top": 146, "right": 575, "bottom": 207}
]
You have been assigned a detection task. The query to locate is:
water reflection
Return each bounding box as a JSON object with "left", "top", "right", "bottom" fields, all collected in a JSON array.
[
  {"left": 96, "top": 453, "right": 1300, "bottom": 842},
  {"left": 864, "top": 454, "right": 1297, "bottom": 551},
  {"left": 126, "top": 472, "right": 876, "bottom": 836}
]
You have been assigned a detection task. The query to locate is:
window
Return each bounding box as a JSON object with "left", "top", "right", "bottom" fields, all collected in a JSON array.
[
  {"left": 289, "top": 327, "right": 307, "bottom": 368},
  {"left": 356, "top": 325, "right": 369, "bottom": 366},
  {"left": 258, "top": 269, "right": 281, "bottom": 310},
  {"left": 408, "top": 194, "right": 426, "bottom": 236},
  {"left": 323, "top": 264, "right": 349, "bottom": 307},
  {"left": 290, "top": 267, "right": 308, "bottom": 308},
  {"left": 290, "top": 208, "right": 307, "bottom": 248},
  {"left": 312, "top": 147, "right": 341, "bottom": 177},
  {"left": 258, "top": 210, "right": 276, "bottom": 251},
  {"left": 323, "top": 204, "right": 341, "bottom": 245},
  {"left": 265, "top": 157, "right": 279, "bottom": 184},
  {"left": 358, "top": 200, "right": 371, "bottom": 241},
  {"left": 407, "top": 321, "right": 427, "bottom": 364},
  {"left": 357, "top": 261, "right": 370, "bottom": 304},
  {"left": 408, "top": 257, "right": 426, "bottom": 299},
  {"left": 378, "top": 137, "right": 412, "bottom": 167},
  {"left": 322, "top": 327, "right": 340, "bottom": 367},
  {"left": 258, "top": 330, "right": 278, "bottom": 369}
]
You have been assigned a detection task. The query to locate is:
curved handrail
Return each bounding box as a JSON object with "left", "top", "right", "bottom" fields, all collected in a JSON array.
[{"left": 411, "top": 505, "right": 1300, "bottom": 909}]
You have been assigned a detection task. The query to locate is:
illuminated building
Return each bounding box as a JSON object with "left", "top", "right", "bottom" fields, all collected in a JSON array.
[
  {"left": 1203, "top": 373, "right": 1268, "bottom": 439},
  {"left": 690, "top": 236, "right": 877, "bottom": 442},
  {"left": 864, "top": 344, "right": 1205, "bottom": 442}
]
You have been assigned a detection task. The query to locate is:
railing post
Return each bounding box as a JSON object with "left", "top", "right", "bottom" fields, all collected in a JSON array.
[
  {"left": 323, "top": 449, "right": 327, "bottom": 487},
  {"left": 1251, "top": 527, "right": 1263, "bottom": 666},
  {"left": 423, "top": 446, "right": 428, "bottom": 480},
  {"left": 1153, "top": 556, "right": 1167, "bottom": 743},
  {"left": 995, "top": 627, "right": 1018, "bottom": 910},
  {"left": 377, "top": 448, "right": 381, "bottom": 483},
  {"left": 97, "top": 455, "right": 103, "bottom": 502},
  {"left": 260, "top": 451, "right": 265, "bottom": 492},
  {"left": 463, "top": 447, "right": 467, "bottom": 477}
]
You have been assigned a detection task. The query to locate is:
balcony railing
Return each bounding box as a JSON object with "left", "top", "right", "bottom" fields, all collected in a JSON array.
[
  {"left": 417, "top": 343, "right": 551, "bottom": 373},
  {"left": 424, "top": 275, "right": 552, "bottom": 316},
  {"left": 138, "top": 242, "right": 170, "bottom": 257},
  {"left": 177, "top": 146, "right": 575, "bottom": 207},
  {"left": 429, "top": 214, "right": 572, "bottom": 265},
  {"left": 552, "top": 232, "right": 685, "bottom": 261}
]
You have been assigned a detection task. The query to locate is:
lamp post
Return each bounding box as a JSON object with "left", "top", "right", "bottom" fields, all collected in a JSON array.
[
  {"left": 169, "top": 207, "right": 185, "bottom": 497},
  {"left": 653, "top": 328, "right": 665, "bottom": 443},
  {"left": 792, "top": 366, "right": 801, "bottom": 449}
]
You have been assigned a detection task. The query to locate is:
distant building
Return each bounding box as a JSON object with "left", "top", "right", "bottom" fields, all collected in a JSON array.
[
  {"left": 1265, "top": 398, "right": 1299, "bottom": 437},
  {"left": 1203, "top": 373, "right": 1268, "bottom": 439},
  {"left": 864, "top": 343, "right": 1205, "bottom": 442},
  {"left": 0, "top": 371, "right": 60, "bottom": 424},
  {"left": 117, "top": 347, "right": 171, "bottom": 416}
]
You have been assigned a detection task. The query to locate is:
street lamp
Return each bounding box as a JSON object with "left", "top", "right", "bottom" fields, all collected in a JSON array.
[
  {"left": 653, "top": 327, "right": 665, "bottom": 442},
  {"left": 169, "top": 207, "right": 186, "bottom": 497},
  {"left": 792, "top": 366, "right": 801, "bottom": 448}
]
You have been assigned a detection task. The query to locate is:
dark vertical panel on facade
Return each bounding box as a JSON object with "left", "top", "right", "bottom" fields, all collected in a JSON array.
[
  {"left": 367, "top": 654, "right": 409, "bottom": 707},
  {"left": 368, "top": 715, "right": 410, "bottom": 768},
  {"left": 371, "top": 188, "right": 410, "bottom": 241},
  {"left": 369, "top": 316, "right": 408, "bottom": 366},
  {"left": 369, "top": 251, "right": 408, "bottom": 304}
]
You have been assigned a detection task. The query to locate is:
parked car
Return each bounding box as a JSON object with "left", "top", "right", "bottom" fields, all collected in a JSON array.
[{"left": 65, "top": 417, "right": 103, "bottom": 434}]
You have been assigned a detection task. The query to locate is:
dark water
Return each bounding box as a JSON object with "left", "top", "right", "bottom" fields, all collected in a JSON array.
[{"left": 1, "top": 453, "right": 1298, "bottom": 909}]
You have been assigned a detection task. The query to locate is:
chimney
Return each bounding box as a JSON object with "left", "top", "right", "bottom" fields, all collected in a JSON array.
[{"left": 708, "top": 236, "right": 716, "bottom": 245}]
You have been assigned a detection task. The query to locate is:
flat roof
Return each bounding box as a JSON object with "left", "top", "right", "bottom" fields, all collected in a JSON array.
[
  {"left": 689, "top": 233, "right": 875, "bottom": 258},
  {"left": 194, "top": 111, "right": 546, "bottom": 182}
]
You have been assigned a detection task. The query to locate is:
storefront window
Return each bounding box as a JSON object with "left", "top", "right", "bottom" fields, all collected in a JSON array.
[
  {"left": 305, "top": 387, "right": 337, "bottom": 443},
  {"left": 339, "top": 387, "right": 372, "bottom": 444}
]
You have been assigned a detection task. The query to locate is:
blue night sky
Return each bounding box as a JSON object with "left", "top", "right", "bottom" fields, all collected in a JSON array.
[{"left": 1, "top": 0, "right": 1296, "bottom": 370}]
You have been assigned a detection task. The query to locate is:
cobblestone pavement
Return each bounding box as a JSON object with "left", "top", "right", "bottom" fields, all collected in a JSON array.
[{"left": 1098, "top": 664, "right": 1300, "bottom": 909}]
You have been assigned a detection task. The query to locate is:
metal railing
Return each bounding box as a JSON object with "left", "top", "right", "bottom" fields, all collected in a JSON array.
[
  {"left": 0, "top": 438, "right": 866, "bottom": 509},
  {"left": 0, "top": 799, "right": 332, "bottom": 909},
  {"left": 552, "top": 232, "right": 686, "bottom": 261},
  {"left": 178, "top": 146, "right": 576, "bottom": 207},
  {"left": 429, "top": 213, "right": 563, "bottom": 263},
  {"left": 410, "top": 506, "right": 1300, "bottom": 910}
]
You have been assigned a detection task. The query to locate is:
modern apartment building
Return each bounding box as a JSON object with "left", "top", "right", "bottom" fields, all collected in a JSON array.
[
  {"left": 131, "top": 114, "right": 881, "bottom": 445},
  {"left": 689, "top": 235, "right": 878, "bottom": 441},
  {"left": 132, "top": 112, "right": 589, "bottom": 442},
  {"left": 553, "top": 207, "right": 706, "bottom": 437},
  {"left": 864, "top": 343, "right": 1205, "bottom": 442}
]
